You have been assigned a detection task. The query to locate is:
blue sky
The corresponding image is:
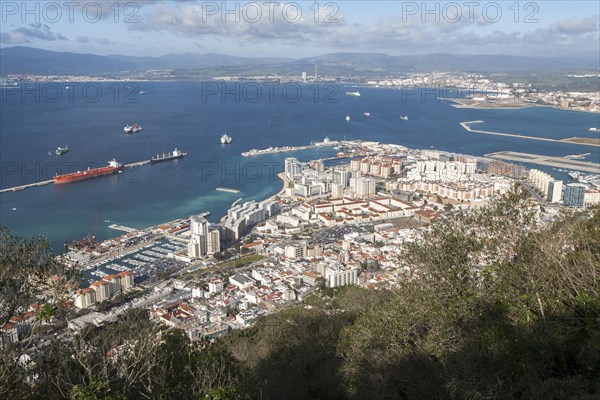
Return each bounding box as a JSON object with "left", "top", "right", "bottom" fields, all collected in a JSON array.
[{"left": 1, "top": 1, "right": 598, "bottom": 59}]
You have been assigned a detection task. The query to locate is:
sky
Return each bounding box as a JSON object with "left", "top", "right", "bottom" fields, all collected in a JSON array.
[{"left": 0, "top": 1, "right": 599, "bottom": 59}]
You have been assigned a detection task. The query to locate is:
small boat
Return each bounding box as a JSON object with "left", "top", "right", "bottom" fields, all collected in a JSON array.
[
  {"left": 221, "top": 133, "right": 232, "bottom": 144},
  {"left": 12, "top": 207, "right": 17, "bottom": 211},
  {"left": 364, "top": 112, "right": 370, "bottom": 117},
  {"left": 139, "top": 91, "right": 147, "bottom": 95},
  {"left": 124, "top": 124, "right": 142, "bottom": 134},
  {"left": 346, "top": 91, "right": 361, "bottom": 97},
  {"left": 590, "top": 127, "right": 599, "bottom": 132},
  {"left": 345, "top": 115, "right": 351, "bottom": 122},
  {"left": 400, "top": 115, "right": 409, "bottom": 121},
  {"left": 55, "top": 146, "right": 69, "bottom": 155}
]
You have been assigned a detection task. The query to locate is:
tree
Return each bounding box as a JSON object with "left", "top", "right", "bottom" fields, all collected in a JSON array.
[
  {"left": 337, "top": 191, "right": 599, "bottom": 399},
  {"left": 0, "top": 227, "right": 79, "bottom": 327}
]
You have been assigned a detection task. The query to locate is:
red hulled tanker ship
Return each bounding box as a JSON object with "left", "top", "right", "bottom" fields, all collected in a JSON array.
[{"left": 54, "top": 159, "right": 124, "bottom": 184}]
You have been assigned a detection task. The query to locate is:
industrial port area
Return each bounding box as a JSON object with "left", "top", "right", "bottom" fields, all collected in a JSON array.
[{"left": 0, "top": 149, "right": 187, "bottom": 193}]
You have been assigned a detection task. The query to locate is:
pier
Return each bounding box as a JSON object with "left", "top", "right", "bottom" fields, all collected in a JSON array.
[
  {"left": 486, "top": 151, "right": 600, "bottom": 173},
  {"left": 108, "top": 224, "right": 139, "bottom": 233},
  {"left": 126, "top": 160, "right": 151, "bottom": 168},
  {"left": 216, "top": 187, "right": 240, "bottom": 193},
  {"left": 241, "top": 138, "right": 339, "bottom": 157},
  {"left": 0, "top": 179, "right": 53, "bottom": 193},
  {"left": 0, "top": 157, "right": 172, "bottom": 194},
  {"left": 461, "top": 121, "right": 600, "bottom": 147}
]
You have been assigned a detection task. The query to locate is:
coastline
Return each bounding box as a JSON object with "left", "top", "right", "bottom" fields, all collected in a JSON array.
[
  {"left": 444, "top": 98, "right": 599, "bottom": 114},
  {"left": 460, "top": 120, "right": 600, "bottom": 148},
  {"left": 3, "top": 80, "right": 598, "bottom": 251},
  {"left": 444, "top": 98, "right": 535, "bottom": 110},
  {"left": 275, "top": 172, "right": 290, "bottom": 197}
]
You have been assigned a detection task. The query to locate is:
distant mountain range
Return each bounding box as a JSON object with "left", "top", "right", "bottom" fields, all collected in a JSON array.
[{"left": 1, "top": 46, "right": 597, "bottom": 76}]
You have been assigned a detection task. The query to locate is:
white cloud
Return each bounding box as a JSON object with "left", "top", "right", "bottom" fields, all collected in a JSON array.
[
  {"left": 0, "top": 31, "right": 30, "bottom": 44},
  {"left": 125, "top": 4, "right": 598, "bottom": 56},
  {"left": 9, "top": 23, "right": 68, "bottom": 42},
  {"left": 548, "top": 15, "right": 599, "bottom": 35}
]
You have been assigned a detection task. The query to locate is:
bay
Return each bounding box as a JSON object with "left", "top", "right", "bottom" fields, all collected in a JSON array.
[{"left": 1, "top": 82, "right": 598, "bottom": 249}]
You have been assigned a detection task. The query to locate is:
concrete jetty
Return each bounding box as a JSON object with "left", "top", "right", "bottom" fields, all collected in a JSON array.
[
  {"left": 486, "top": 151, "right": 600, "bottom": 173},
  {"left": 241, "top": 138, "right": 340, "bottom": 157},
  {"left": 1, "top": 158, "right": 162, "bottom": 194},
  {"left": 108, "top": 224, "right": 138, "bottom": 233},
  {"left": 216, "top": 187, "right": 240, "bottom": 194},
  {"left": 0, "top": 179, "right": 53, "bottom": 193},
  {"left": 461, "top": 121, "right": 600, "bottom": 147}
]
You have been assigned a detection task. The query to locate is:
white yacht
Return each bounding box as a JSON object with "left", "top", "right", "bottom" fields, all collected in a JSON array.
[{"left": 221, "top": 133, "right": 232, "bottom": 144}]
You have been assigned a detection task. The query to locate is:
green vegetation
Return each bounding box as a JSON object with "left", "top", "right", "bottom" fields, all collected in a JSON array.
[
  {"left": 489, "top": 70, "right": 600, "bottom": 92},
  {"left": 218, "top": 254, "right": 264, "bottom": 270},
  {"left": 183, "top": 254, "right": 265, "bottom": 281},
  {"left": 0, "top": 227, "right": 79, "bottom": 327},
  {"left": 1, "top": 189, "right": 599, "bottom": 399}
]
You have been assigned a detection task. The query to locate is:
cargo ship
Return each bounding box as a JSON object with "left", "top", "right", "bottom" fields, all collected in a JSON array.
[
  {"left": 150, "top": 148, "right": 188, "bottom": 163},
  {"left": 54, "top": 159, "right": 123, "bottom": 184}
]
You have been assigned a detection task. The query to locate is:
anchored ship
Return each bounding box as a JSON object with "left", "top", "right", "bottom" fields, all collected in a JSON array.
[
  {"left": 54, "top": 159, "right": 123, "bottom": 184},
  {"left": 124, "top": 123, "right": 142, "bottom": 134},
  {"left": 221, "top": 133, "right": 232, "bottom": 144},
  {"left": 55, "top": 146, "right": 69, "bottom": 155},
  {"left": 151, "top": 148, "right": 188, "bottom": 163}
]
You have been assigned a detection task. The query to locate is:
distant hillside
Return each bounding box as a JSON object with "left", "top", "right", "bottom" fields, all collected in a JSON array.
[
  {"left": 0, "top": 46, "right": 597, "bottom": 76},
  {"left": 0, "top": 47, "right": 292, "bottom": 75},
  {"left": 291, "top": 52, "right": 599, "bottom": 74}
]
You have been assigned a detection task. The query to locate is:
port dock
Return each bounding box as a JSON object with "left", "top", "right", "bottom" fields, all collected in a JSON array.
[
  {"left": 216, "top": 187, "right": 240, "bottom": 194},
  {"left": 0, "top": 179, "right": 53, "bottom": 193},
  {"left": 108, "top": 224, "right": 139, "bottom": 233},
  {"left": 0, "top": 156, "right": 176, "bottom": 194},
  {"left": 126, "top": 160, "right": 151, "bottom": 168},
  {"left": 461, "top": 121, "right": 600, "bottom": 147},
  {"left": 486, "top": 151, "right": 600, "bottom": 173},
  {"left": 242, "top": 138, "right": 340, "bottom": 157}
]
